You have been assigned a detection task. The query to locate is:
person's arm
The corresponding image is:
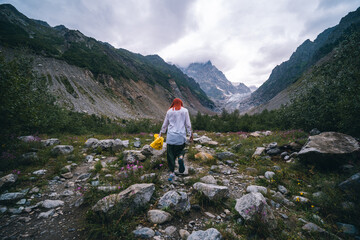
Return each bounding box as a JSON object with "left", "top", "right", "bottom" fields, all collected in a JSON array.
[
  {"left": 159, "top": 111, "right": 169, "bottom": 137},
  {"left": 185, "top": 110, "right": 193, "bottom": 141}
]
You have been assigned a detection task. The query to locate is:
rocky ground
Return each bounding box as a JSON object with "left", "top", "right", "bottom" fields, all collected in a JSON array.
[{"left": 0, "top": 130, "right": 359, "bottom": 239}]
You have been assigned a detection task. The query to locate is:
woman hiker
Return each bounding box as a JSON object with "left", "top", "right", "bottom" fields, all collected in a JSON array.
[{"left": 159, "top": 98, "right": 193, "bottom": 181}]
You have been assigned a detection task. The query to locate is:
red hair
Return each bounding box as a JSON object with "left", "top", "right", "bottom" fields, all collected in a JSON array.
[{"left": 169, "top": 98, "right": 183, "bottom": 111}]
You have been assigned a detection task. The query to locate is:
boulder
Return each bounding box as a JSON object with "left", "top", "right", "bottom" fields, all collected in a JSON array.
[
  {"left": 164, "top": 226, "right": 177, "bottom": 237},
  {"left": 298, "top": 132, "right": 360, "bottom": 167},
  {"left": 246, "top": 185, "right": 267, "bottom": 194},
  {"left": 266, "top": 148, "right": 281, "bottom": 156},
  {"left": 147, "top": 209, "right": 172, "bottom": 224},
  {"left": 38, "top": 209, "right": 55, "bottom": 219},
  {"left": 42, "top": 199, "right": 64, "bottom": 208},
  {"left": 0, "top": 173, "right": 18, "bottom": 189},
  {"left": 18, "top": 135, "right": 39, "bottom": 142},
  {"left": 338, "top": 172, "right": 360, "bottom": 191},
  {"left": 92, "top": 183, "right": 154, "bottom": 213},
  {"left": 179, "top": 229, "right": 190, "bottom": 239},
  {"left": 84, "top": 138, "right": 100, "bottom": 148},
  {"left": 33, "top": 169, "right": 47, "bottom": 175},
  {"left": 235, "top": 192, "right": 276, "bottom": 229},
  {"left": 264, "top": 171, "right": 275, "bottom": 179},
  {"left": 336, "top": 222, "right": 358, "bottom": 235},
  {"left": 123, "top": 150, "right": 146, "bottom": 163},
  {"left": 252, "top": 147, "right": 265, "bottom": 157},
  {"left": 310, "top": 128, "right": 321, "bottom": 136},
  {"left": 200, "top": 175, "right": 217, "bottom": 185},
  {"left": 158, "top": 191, "right": 190, "bottom": 212},
  {"left": 302, "top": 222, "right": 325, "bottom": 232},
  {"left": 187, "top": 228, "right": 222, "bottom": 240},
  {"left": 216, "top": 152, "right": 235, "bottom": 160},
  {"left": 41, "top": 138, "right": 60, "bottom": 146},
  {"left": 193, "top": 135, "right": 212, "bottom": 144},
  {"left": 132, "top": 227, "right": 155, "bottom": 239},
  {"left": 0, "top": 192, "right": 26, "bottom": 201},
  {"left": 193, "top": 182, "right": 229, "bottom": 201},
  {"left": 51, "top": 145, "right": 74, "bottom": 155}
]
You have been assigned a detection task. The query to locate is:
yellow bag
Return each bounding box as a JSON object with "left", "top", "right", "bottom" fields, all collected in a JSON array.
[{"left": 150, "top": 134, "right": 164, "bottom": 150}]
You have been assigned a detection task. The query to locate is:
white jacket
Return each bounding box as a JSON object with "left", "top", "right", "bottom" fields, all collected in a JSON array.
[{"left": 160, "top": 107, "right": 192, "bottom": 145}]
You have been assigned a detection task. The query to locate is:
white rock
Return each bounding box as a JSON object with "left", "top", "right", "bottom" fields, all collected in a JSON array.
[
  {"left": 42, "top": 200, "right": 64, "bottom": 208},
  {"left": 246, "top": 185, "right": 267, "bottom": 194},
  {"left": 147, "top": 209, "right": 172, "bottom": 224}
]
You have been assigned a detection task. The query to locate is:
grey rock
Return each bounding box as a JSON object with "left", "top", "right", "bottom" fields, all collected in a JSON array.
[
  {"left": 0, "top": 192, "right": 26, "bottom": 201},
  {"left": 235, "top": 192, "right": 277, "bottom": 229},
  {"left": 85, "top": 138, "right": 100, "bottom": 148},
  {"left": 187, "top": 228, "right": 222, "bottom": 240},
  {"left": 112, "top": 139, "right": 124, "bottom": 152},
  {"left": 225, "top": 160, "right": 235, "bottom": 166},
  {"left": 123, "top": 150, "right": 146, "bottom": 163},
  {"left": 147, "top": 209, "right": 172, "bottom": 224},
  {"left": 278, "top": 185, "right": 288, "bottom": 194},
  {"left": 8, "top": 206, "right": 24, "bottom": 214},
  {"left": 298, "top": 132, "right": 360, "bottom": 167},
  {"left": 193, "top": 182, "right": 229, "bottom": 201},
  {"left": 16, "top": 199, "right": 27, "bottom": 205},
  {"left": 134, "top": 140, "right": 141, "bottom": 148},
  {"left": 302, "top": 222, "right": 325, "bottom": 232},
  {"left": 18, "top": 135, "right": 38, "bottom": 142},
  {"left": 0, "top": 173, "right": 18, "bottom": 189},
  {"left": 310, "top": 128, "right": 321, "bottom": 136},
  {"left": 272, "top": 165, "right": 281, "bottom": 171},
  {"left": 339, "top": 172, "right": 360, "bottom": 191},
  {"left": 61, "top": 190, "right": 74, "bottom": 196},
  {"left": 140, "top": 173, "right": 156, "bottom": 181},
  {"left": 193, "top": 135, "right": 212, "bottom": 144},
  {"left": 52, "top": 145, "right": 74, "bottom": 155},
  {"left": 41, "top": 138, "right": 60, "bottom": 146},
  {"left": 42, "top": 199, "right": 64, "bottom": 208},
  {"left": 267, "top": 142, "right": 278, "bottom": 149},
  {"left": 200, "top": 175, "right": 217, "bottom": 185},
  {"left": 0, "top": 206, "right": 7, "bottom": 213},
  {"left": 99, "top": 139, "right": 114, "bottom": 149},
  {"left": 92, "top": 183, "right": 155, "bottom": 213},
  {"left": 179, "top": 229, "right": 190, "bottom": 239},
  {"left": 336, "top": 222, "right": 358, "bottom": 235},
  {"left": 216, "top": 152, "right": 235, "bottom": 160},
  {"left": 267, "top": 148, "right": 281, "bottom": 155},
  {"left": 264, "top": 171, "right": 275, "bottom": 179},
  {"left": 33, "top": 169, "right": 47, "bottom": 175},
  {"left": 252, "top": 147, "right": 266, "bottom": 157},
  {"left": 73, "top": 197, "right": 84, "bottom": 207},
  {"left": 85, "top": 155, "right": 94, "bottom": 162},
  {"left": 77, "top": 173, "right": 91, "bottom": 181},
  {"left": 165, "top": 226, "right": 177, "bottom": 236},
  {"left": 158, "top": 191, "right": 191, "bottom": 212},
  {"left": 22, "top": 152, "right": 38, "bottom": 160},
  {"left": 246, "top": 185, "right": 267, "bottom": 194},
  {"left": 38, "top": 209, "right": 55, "bottom": 219},
  {"left": 61, "top": 172, "right": 73, "bottom": 179},
  {"left": 312, "top": 191, "right": 324, "bottom": 198},
  {"left": 133, "top": 227, "right": 155, "bottom": 239}
]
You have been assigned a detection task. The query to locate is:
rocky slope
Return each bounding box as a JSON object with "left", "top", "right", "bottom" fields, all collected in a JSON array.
[
  {"left": 0, "top": 4, "right": 215, "bottom": 120},
  {"left": 181, "top": 61, "right": 251, "bottom": 111},
  {"left": 238, "top": 6, "right": 360, "bottom": 113}
]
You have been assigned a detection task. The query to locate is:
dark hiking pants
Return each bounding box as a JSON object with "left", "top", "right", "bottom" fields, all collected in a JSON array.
[{"left": 167, "top": 143, "right": 185, "bottom": 172}]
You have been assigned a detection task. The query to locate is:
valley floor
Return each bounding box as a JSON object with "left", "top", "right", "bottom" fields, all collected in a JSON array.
[{"left": 0, "top": 130, "right": 359, "bottom": 239}]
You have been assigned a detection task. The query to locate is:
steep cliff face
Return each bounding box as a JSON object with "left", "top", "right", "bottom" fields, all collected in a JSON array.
[
  {"left": 238, "top": 6, "right": 360, "bottom": 112},
  {"left": 182, "top": 61, "right": 250, "bottom": 101},
  {"left": 181, "top": 61, "right": 251, "bottom": 111},
  {"left": 0, "top": 4, "right": 215, "bottom": 120}
]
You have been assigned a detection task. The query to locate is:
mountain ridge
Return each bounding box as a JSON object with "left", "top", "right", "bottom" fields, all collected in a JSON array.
[
  {"left": 0, "top": 4, "right": 215, "bottom": 119},
  {"left": 238, "top": 6, "right": 360, "bottom": 112}
]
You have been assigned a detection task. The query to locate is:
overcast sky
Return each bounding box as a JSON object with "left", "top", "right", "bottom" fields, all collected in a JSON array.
[{"left": 1, "top": 0, "right": 359, "bottom": 86}]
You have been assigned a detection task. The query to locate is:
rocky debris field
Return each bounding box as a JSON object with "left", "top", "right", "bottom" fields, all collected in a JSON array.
[{"left": 0, "top": 130, "right": 359, "bottom": 239}]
